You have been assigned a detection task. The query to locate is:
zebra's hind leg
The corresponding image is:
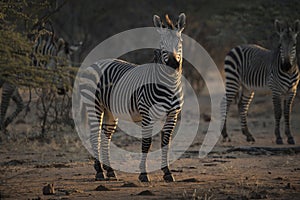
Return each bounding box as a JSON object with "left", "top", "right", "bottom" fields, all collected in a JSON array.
[
  {"left": 101, "top": 111, "right": 118, "bottom": 180},
  {"left": 221, "top": 87, "right": 239, "bottom": 142},
  {"left": 86, "top": 102, "right": 105, "bottom": 180},
  {"left": 272, "top": 93, "right": 283, "bottom": 144},
  {"left": 3, "top": 89, "right": 24, "bottom": 129},
  {"left": 138, "top": 120, "right": 153, "bottom": 182},
  {"left": 220, "top": 96, "right": 230, "bottom": 142},
  {"left": 238, "top": 89, "right": 255, "bottom": 142},
  {"left": 283, "top": 91, "right": 296, "bottom": 145}
]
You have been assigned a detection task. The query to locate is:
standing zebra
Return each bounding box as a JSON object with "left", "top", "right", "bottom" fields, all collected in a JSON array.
[
  {"left": 0, "top": 28, "right": 72, "bottom": 130},
  {"left": 221, "top": 19, "right": 300, "bottom": 144},
  {"left": 79, "top": 13, "right": 185, "bottom": 182}
]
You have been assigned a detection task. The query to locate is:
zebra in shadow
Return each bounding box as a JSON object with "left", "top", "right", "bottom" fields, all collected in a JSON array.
[
  {"left": 221, "top": 19, "right": 300, "bottom": 145},
  {"left": 0, "top": 23, "right": 79, "bottom": 131}
]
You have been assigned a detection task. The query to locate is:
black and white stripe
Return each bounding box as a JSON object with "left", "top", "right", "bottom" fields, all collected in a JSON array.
[
  {"left": 79, "top": 13, "right": 186, "bottom": 182},
  {"left": 221, "top": 19, "right": 300, "bottom": 144}
]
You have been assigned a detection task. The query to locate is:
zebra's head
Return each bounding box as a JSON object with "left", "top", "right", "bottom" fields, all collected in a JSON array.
[
  {"left": 153, "top": 13, "right": 186, "bottom": 71},
  {"left": 275, "top": 19, "right": 300, "bottom": 72}
]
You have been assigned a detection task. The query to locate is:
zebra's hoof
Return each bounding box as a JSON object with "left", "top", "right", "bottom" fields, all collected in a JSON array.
[
  {"left": 163, "top": 173, "right": 175, "bottom": 182},
  {"left": 106, "top": 171, "right": 117, "bottom": 179},
  {"left": 246, "top": 135, "right": 255, "bottom": 142},
  {"left": 276, "top": 138, "right": 283, "bottom": 145},
  {"left": 138, "top": 173, "right": 150, "bottom": 182},
  {"left": 222, "top": 136, "right": 231, "bottom": 142},
  {"left": 287, "top": 137, "right": 295, "bottom": 145},
  {"left": 95, "top": 172, "right": 105, "bottom": 181}
]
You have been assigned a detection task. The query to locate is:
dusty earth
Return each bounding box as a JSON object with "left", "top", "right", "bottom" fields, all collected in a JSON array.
[{"left": 1, "top": 90, "right": 300, "bottom": 200}]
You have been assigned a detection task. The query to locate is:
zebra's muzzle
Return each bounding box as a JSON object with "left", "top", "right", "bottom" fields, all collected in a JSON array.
[{"left": 281, "top": 60, "right": 293, "bottom": 72}]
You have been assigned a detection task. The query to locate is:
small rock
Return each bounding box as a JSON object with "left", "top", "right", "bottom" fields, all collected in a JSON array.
[
  {"left": 274, "top": 177, "right": 283, "bottom": 180},
  {"left": 95, "top": 185, "right": 110, "bottom": 191},
  {"left": 137, "top": 190, "right": 155, "bottom": 196},
  {"left": 43, "top": 183, "right": 55, "bottom": 195}
]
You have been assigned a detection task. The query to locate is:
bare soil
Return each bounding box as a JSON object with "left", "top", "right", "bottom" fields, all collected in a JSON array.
[{"left": 1, "top": 92, "right": 300, "bottom": 200}]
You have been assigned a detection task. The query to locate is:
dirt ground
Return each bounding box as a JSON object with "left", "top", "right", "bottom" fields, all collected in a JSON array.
[{"left": 1, "top": 91, "right": 300, "bottom": 200}]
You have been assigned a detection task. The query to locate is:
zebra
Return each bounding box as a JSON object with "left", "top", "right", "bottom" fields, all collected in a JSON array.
[
  {"left": 0, "top": 26, "right": 75, "bottom": 131},
  {"left": 221, "top": 19, "right": 300, "bottom": 144},
  {"left": 79, "top": 13, "right": 185, "bottom": 182}
]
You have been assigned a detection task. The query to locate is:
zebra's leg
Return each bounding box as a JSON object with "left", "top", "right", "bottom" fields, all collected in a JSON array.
[
  {"left": 161, "top": 111, "right": 178, "bottom": 182},
  {"left": 283, "top": 90, "right": 296, "bottom": 145},
  {"left": 221, "top": 83, "right": 240, "bottom": 142},
  {"left": 101, "top": 111, "right": 118, "bottom": 179},
  {"left": 138, "top": 119, "right": 153, "bottom": 182},
  {"left": 3, "top": 89, "right": 24, "bottom": 129},
  {"left": 272, "top": 93, "right": 283, "bottom": 144},
  {"left": 0, "top": 83, "right": 16, "bottom": 130},
  {"left": 86, "top": 103, "right": 105, "bottom": 181},
  {"left": 238, "top": 89, "right": 255, "bottom": 142}
]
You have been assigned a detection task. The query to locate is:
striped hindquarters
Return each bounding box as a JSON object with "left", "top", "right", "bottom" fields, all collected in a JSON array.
[{"left": 224, "top": 45, "right": 271, "bottom": 91}]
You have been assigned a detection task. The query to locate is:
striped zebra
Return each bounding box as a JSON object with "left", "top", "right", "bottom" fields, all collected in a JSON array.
[
  {"left": 0, "top": 27, "right": 73, "bottom": 130},
  {"left": 221, "top": 19, "right": 300, "bottom": 144},
  {"left": 79, "top": 13, "right": 185, "bottom": 182}
]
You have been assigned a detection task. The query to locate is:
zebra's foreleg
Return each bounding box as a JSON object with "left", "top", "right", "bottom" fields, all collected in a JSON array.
[
  {"left": 283, "top": 90, "right": 296, "bottom": 144},
  {"left": 272, "top": 93, "right": 283, "bottom": 144},
  {"left": 160, "top": 111, "right": 178, "bottom": 182},
  {"left": 238, "top": 89, "right": 255, "bottom": 142},
  {"left": 138, "top": 120, "right": 153, "bottom": 182},
  {"left": 3, "top": 89, "right": 24, "bottom": 129},
  {"left": 101, "top": 111, "right": 118, "bottom": 179}
]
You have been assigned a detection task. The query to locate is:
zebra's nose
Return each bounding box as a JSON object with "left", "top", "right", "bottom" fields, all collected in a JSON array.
[{"left": 282, "top": 60, "right": 292, "bottom": 72}]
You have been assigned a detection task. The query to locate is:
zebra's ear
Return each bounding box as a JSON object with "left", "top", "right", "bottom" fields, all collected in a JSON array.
[
  {"left": 177, "top": 13, "right": 186, "bottom": 32},
  {"left": 274, "top": 19, "right": 283, "bottom": 34},
  {"left": 153, "top": 15, "right": 163, "bottom": 28},
  {"left": 293, "top": 20, "right": 300, "bottom": 35}
]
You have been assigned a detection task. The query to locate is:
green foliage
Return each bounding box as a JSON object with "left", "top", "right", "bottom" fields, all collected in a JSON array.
[{"left": 0, "top": 0, "right": 75, "bottom": 89}]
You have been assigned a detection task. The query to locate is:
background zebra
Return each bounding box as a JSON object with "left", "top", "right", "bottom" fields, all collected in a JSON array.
[
  {"left": 0, "top": 24, "right": 75, "bottom": 131},
  {"left": 79, "top": 13, "right": 185, "bottom": 182},
  {"left": 221, "top": 19, "right": 300, "bottom": 144}
]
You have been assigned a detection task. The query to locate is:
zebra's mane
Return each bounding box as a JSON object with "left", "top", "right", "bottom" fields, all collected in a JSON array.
[{"left": 153, "top": 49, "right": 163, "bottom": 64}]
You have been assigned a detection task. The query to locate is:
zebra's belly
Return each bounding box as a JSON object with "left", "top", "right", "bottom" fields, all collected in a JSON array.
[{"left": 242, "top": 82, "right": 270, "bottom": 92}]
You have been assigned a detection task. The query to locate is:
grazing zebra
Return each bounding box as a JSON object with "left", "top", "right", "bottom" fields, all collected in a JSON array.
[
  {"left": 79, "top": 13, "right": 185, "bottom": 182},
  {"left": 0, "top": 28, "right": 73, "bottom": 130},
  {"left": 221, "top": 19, "right": 300, "bottom": 144}
]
